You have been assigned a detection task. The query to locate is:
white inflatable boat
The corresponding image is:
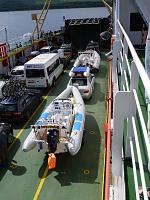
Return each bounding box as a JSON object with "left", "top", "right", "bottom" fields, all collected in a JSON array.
[
  {"left": 74, "top": 50, "right": 101, "bottom": 72},
  {"left": 22, "top": 86, "right": 85, "bottom": 158}
]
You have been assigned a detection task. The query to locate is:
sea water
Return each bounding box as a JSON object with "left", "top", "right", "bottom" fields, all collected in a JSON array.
[{"left": 0, "top": 7, "right": 109, "bottom": 42}]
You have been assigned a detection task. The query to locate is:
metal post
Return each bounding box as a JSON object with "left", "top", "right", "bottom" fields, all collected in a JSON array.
[{"left": 36, "top": 18, "right": 40, "bottom": 39}]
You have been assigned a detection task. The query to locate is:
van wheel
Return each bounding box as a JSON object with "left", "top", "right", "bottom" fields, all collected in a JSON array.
[
  {"left": 52, "top": 78, "right": 56, "bottom": 87},
  {"left": 7, "top": 132, "right": 13, "bottom": 145}
]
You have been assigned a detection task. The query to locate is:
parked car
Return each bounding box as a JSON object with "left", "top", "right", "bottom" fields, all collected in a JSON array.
[
  {"left": 27, "top": 51, "right": 40, "bottom": 61},
  {"left": 10, "top": 65, "right": 25, "bottom": 82},
  {"left": 68, "top": 66, "right": 95, "bottom": 99},
  {"left": 40, "top": 46, "right": 56, "bottom": 54},
  {"left": 60, "top": 43, "right": 73, "bottom": 58},
  {"left": 60, "top": 43, "right": 73, "bottom": 67},
  {"left": 0, "top": 122, "right": 13, "bottom": 146},
  {"left": 0, "top": 89, "right": 42, "bottom": 121}
]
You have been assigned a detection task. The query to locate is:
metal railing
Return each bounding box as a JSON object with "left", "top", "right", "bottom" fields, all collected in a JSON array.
[{"left": 111, "top": 20, "right": 150, "bottom": 200}]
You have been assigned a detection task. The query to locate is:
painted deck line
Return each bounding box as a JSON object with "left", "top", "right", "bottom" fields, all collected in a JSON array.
[
  {"left": 33, "top": 166, "right": 49, "bottom": 200},
  {"left": 7, "top": 88, "right": 52, "bottom": 152},
  {"left": 101, "top": 146, "right": 106, "bottom": 200}
]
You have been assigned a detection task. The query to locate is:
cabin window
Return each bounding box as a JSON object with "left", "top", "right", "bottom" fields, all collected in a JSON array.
[{"left": 130, "top": 13, "right": 147, "bottom": 31}]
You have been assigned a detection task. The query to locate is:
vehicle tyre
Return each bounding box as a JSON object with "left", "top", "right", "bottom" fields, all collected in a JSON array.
[
  {"left": 26, "top": 111, "right": 30, "bottom": 120},
  {"left": 39, "top": 96, "right": 43, "bottom": 103},
  {"left": 52, "top": 78, "right": 56, "bottom": 87},
  {"left": 7, "top": 132, "right": 13, "bottom": 145}
]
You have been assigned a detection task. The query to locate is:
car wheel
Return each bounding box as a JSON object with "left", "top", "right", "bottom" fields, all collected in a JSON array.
[{"left": 7, "top": 132, "right": 13, "bottom": 145}]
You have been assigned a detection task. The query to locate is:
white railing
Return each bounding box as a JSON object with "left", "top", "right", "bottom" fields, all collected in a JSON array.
[{"left": 112, "top": 20, "right": 150, "bottom": 200}]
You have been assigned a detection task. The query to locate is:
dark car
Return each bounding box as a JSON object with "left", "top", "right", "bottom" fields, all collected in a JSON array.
[
  {"left": 27, "top": 51, "right": 40, "bottom": 61},
  {"left": 60, "top": 43, "right": 73, "bottom": 58},
  {"left": 0, "top": 122, "right": 13, "bottom": 146},
  {"left": 0, "top": 89, "right": 42, "bottom": 121}
]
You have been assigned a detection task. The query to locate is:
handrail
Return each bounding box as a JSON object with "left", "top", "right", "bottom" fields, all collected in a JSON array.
[
  {"left": 133, "top": 89, "right": 150, "bottom": 161},
  {"left": 104, "top": 58, "right": 112, "bottom": 200},
  {"left": 132, "top": 117, "right": 149, "bottom": 200},
  {"left": 112, "top": 19, "right": 150, "bottom": 200},
  {"left": 117, "top": 20, "right": 150, "bottom": 98}
]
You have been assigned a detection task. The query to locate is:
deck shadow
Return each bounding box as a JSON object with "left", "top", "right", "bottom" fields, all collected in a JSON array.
[
  {"left": 47, "top": 72, "right": 70, "bottom": 98},
  {"left": 85, "top": 82, "right": 105, "bottom": 105},
  {"left": 0, "top": 138, "right": 26, "bottom": 181},
  {"left": 98, "top": 64, "right": 108, "bottom": 78},
  {"left": 38, "top": 115, "right": 101, "bottom": 186}
]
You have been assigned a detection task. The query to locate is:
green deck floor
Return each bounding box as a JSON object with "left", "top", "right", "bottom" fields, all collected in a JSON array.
[{"left": 0, "top": 53, "right": 108, "bottom": 200}]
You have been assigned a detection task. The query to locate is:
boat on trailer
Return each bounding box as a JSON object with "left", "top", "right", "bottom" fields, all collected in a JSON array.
[
  {"left": 22, "top": 86, "right": 85, "bottom": 168},
  {"left": 73, "top": 50, "right": 101, "bottom": 72}
]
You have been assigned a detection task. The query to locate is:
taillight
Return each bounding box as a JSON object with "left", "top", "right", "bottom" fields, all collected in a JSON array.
[
  {"left": 84, "top": 90, "right": 89, "bottom": 93},
  {"left": 13, "top": 112, "right": 21, "bottom": 116}
]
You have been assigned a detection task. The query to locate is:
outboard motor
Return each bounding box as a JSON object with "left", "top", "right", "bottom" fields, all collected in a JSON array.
[{"left": 47, "top": 129, "right": 59, "bottom": 153}]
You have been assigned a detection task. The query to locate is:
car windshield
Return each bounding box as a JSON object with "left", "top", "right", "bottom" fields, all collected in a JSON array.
[
  {"left": 11, "top": 70, "right": 24, "bottom": 76},
  {"left": 71, "top": 78, "right": 87, "bottom": 86},
  {"left": 0, "top": 103, "right": 17, "bottom": 112},
  {"left": 26, "top": 69, "right": 45, "bottom": 78},
  {"left": 40, "top": 49, "right": 50, "bottom": 53}
]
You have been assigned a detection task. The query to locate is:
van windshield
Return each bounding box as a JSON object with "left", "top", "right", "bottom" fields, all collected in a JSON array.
[
  {"left": 11, "top": 70, "right": 24, "bottom": 76},
  {"left": 26, "top": 69, "right": 45, "bottom": 78}
]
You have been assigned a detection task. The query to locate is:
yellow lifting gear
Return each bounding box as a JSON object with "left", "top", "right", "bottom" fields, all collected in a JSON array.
[{"left": 32, "top": 0, "right": 52, "bottom": 38}]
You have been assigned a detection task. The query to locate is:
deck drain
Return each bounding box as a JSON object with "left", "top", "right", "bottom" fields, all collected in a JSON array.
[
  {"left": 83, "top": 169, "right": 90, "bottom": 175},
  {"left": 9, "top": 161, "right": 17, "bottom": 169},
  {"left": 90, "top": 130, "right": 95, "bottom": 135}
]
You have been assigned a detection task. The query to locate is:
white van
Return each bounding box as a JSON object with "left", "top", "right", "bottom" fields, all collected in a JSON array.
[
  {"left": 10, "top": 65, "right": 25, "bottom": 81},
  {"left": 24, "top": 53, "right": 63, "bottom": 88}
]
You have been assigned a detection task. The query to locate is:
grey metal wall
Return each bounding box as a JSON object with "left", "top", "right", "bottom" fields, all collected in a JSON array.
[
  {"left": 119, "top": 0, "right": 143, "bottom": 45},
  {"left": 134, "top": 0, "right": 150, "bottom": 25}
]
